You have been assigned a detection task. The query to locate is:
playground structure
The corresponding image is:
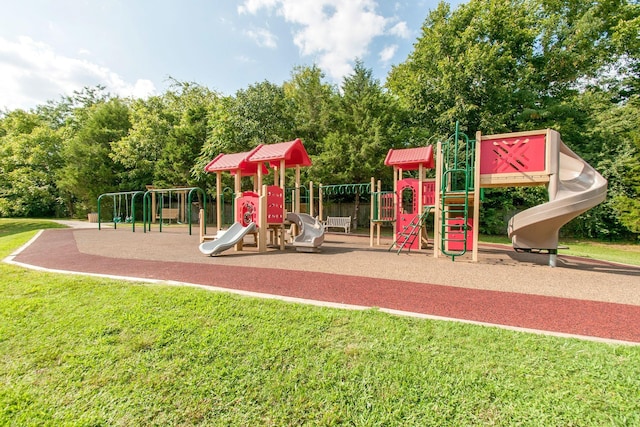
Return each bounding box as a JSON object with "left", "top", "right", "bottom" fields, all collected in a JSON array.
[
  {"left": 487, "top": 130, "right": 607, "bottom": 261},
  {"left": 97, "top": 127, "right": 606, "bottom": 266},
  {"left": 200, "top": 138, "right": 324, "bottom": 255},
  {"left": 383, "top": 146, "right": 436, "bottom": 253},
  {"left": 373, "top": 125, "right": 607, "bottom": 266}
]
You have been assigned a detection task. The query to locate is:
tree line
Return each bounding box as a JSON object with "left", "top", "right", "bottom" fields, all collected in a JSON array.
[{"left": 1, "top": 0, "right": 638, "bottom": 239}]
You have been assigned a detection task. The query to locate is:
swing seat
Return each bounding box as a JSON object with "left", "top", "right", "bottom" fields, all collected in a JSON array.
[{"left": 157, "top": 208, "right": 179, "bottom": 223}]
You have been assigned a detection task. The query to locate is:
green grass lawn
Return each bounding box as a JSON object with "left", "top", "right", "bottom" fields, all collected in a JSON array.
[
  {"left": 1, "top": 219, "right": 640, "bottom": 425},
  {"left": 479, "top": 234, "right": 640, "bottom": 266}
]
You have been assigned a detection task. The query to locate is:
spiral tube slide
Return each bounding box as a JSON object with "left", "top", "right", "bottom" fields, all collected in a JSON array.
[{"left": 508, "top": 134, "right": 607, "bottom": 259}]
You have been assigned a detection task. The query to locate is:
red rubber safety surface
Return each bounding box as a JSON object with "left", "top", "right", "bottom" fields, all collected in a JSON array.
[{"left": 12, "top": 229, "right": 640, "bottom": 344}]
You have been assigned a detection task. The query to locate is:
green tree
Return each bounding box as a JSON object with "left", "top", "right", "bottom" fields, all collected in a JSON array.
[
  {"left": 388, "top": 0, "right": 636, "bottom": 134},
  {"left": 283, "top": 65, "right": 338, "bottom": 155},
  {"left": 57, "top": 98, "right": 131, "bottom": 215},
  {"left": 314, "top": 61, "right": 401, "bottom": 184},
  {"left": 313, "top": 61, "right": 404, "bottom": 227},
  {"left": 152, "top": 81, "right": 219, "bottom": 188},
  {"left": 110, "top": 96, "right": 172, "bottom": 190},
  {"left": 387, "top": 0, "right": 538, "bottom": 135},
  {"left": 611, "top": 1, "right": 640, "bottom": 97},
  {"left": 581, "top": 91, "right": 640, "bottom": 238},
  {"left": 0, "top": 110, "right": 65, "bottom": 217},
  {"left": 36, "top": 86, "right": 111, "bottom": 131},
  {"left": 196, "top": 80, "right": 295, "bottom": 185}
]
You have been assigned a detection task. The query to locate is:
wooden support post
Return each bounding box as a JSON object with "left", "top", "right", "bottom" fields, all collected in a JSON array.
[
  {"left": 376, "top": 180, "right": 382, "bottom": 246},
  {"left": 309, "top": 181, "right": 314, "bottom": 217},
  {"left": 234, "top": 169, "right": 241, "bottom": 194},
  {"left": 215, "top": 173, "right": 222, "bottom": 231},
  {"left": 199, "top": 209, "right": 205, "bottom": 243},
  {"left": 547, "top": 129, "right": 560, "bottom": 201},
  {"left": 472, "top": 132, "right": 482, "bottom": 262},
  {"left": 258, "top": 185, "right": 267, "bottom": 252},
  {"left": 295, "top": 165, "right": 301, "bottom": 214},
  {"left": 392, "top": 167, "right": 398, "bottom": 240},
  {"left": 234, "top": 168, "right": 242, "bottom": 251},
  {"left": 369, "top": 176, "right": 375, "bottom": 247},
  {"left": 418, "top": 163, "right": 424, "bottom": 215},
  {"left": 433, "top": 140, "right": 443, "bottom": 258},
  {"left": 319, "top": 183, "right": 323, "bottom": 221},
  {"left": 418, "top": 163, "right": 425, "bottom": 250},
  {"left": 280, "top": 159, "right": 286, "bottom": 220}
]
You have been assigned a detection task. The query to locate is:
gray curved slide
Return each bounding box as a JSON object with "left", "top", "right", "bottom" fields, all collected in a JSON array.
[
  {"left": 199, "top": 222, "right": 257, "bottom": 256},
  {"left": 508, "top": 139, "right": 607, "bottom": 252},
  {"left": 286, "top": 212, "right": 324, "bottom": 252}
]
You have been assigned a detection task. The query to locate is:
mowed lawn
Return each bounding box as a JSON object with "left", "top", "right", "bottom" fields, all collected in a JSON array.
[{"left": 1, "top": 220, "right": 639, "bottom": 425}]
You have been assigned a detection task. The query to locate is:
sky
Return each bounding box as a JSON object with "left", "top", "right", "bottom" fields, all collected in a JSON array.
[{"left": 0, "top": 0, "right": 464, "bottom": 111}]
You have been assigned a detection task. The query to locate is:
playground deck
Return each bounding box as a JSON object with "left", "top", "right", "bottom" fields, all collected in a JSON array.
[{"left": 9, "top": 225, "right": 640, "bottom": 345}]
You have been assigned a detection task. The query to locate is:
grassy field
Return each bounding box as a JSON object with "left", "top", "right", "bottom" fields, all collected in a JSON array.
[
  {"left": 1, "top": 219, "right": 640, "bottom": 425},
  {"left": 478, "top": 235, "right": 640, "bottom": 266}
]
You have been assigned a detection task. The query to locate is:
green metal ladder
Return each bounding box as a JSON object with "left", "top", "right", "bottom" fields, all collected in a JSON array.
[
  {"left": 439, "top": 122, "right": 475, "bottom": 261},
  {"left": 389, "top": 206, "right": 434, "bottom": 254}
]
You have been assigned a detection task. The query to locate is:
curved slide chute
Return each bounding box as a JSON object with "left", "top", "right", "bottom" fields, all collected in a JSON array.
[
  {"left": 286, "top": 212, "right": 325, "bottom": 252},
  {"left": 199, "top": 222, "right": 256, "bottom": 256},
  {"left": 508, "top": 139, "right": 607, "bottom": 253}
]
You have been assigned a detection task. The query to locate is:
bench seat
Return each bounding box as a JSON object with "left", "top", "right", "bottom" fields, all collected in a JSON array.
[{"left": 323, "top": 216, "right": 351, "bottom": 233}]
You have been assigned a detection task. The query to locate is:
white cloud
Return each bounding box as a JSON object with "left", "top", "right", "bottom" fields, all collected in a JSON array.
[
  {"left": 244, "top": 27, "right": 278, "bottom": 49},
  {"left": 235, "top": 54, "right": 256, "bottom": 63},
  {"left": 388, "top": 21, "right": 410, "bottom": 39},
  {"left": 239, "top": 0, "right": 389, "bottom": 82},
  {"left": 0, "top": 36, "right": 156, "bottom": 111},
  {"left": 238, "top": 0, "right": 279, "bottom": 15},
  {"left": 379, "top": 44, "right": 398, "bottom": 63}
]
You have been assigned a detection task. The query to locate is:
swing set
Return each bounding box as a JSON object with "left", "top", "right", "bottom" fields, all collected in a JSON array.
[
  {"left": 97, "top": 191, "right": 145, "bottom": 231},
  {"left": 97, "top": 187, "right": 207, "bottom": 236},
  {"left": 142, "top": 187, "right": 207, "bottom": 235}
]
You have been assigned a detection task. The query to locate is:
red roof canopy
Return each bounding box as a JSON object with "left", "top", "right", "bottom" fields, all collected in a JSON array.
[
  {"left": 247, "top": 138, "right": 312, "bottom": 168},
  {"left": 384, "top": 146, "right": 434, "bottom": 170},
  {"left": 203, "top": 139, "right": 312, "bottom": 176},
  {"left": 203, "top": 145, "right": 268, "bottom": 176}
]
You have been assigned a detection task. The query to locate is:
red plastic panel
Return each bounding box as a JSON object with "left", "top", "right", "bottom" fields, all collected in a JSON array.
[
  {"left": 480, "top": 133, "right": 546, "bottom": 174},
  {"left": 266, "top": 185, "right": 284, "bottom": 224},
  {"left": 447, "top": 217, "right": 473, "bottom": 251},
  {"left": 236, "top": 191, "right": 259, "bottom": 226},
  {"left": 396, "top": 179, "right": 420, "bottom": 250},
  {"left": 422, "top": 180, "right": 436, "bottom": 206}
]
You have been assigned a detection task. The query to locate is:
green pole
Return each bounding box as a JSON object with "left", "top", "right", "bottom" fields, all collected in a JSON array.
[{"left": 97, "top": 194, "right": 104, "bottom": 230}]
